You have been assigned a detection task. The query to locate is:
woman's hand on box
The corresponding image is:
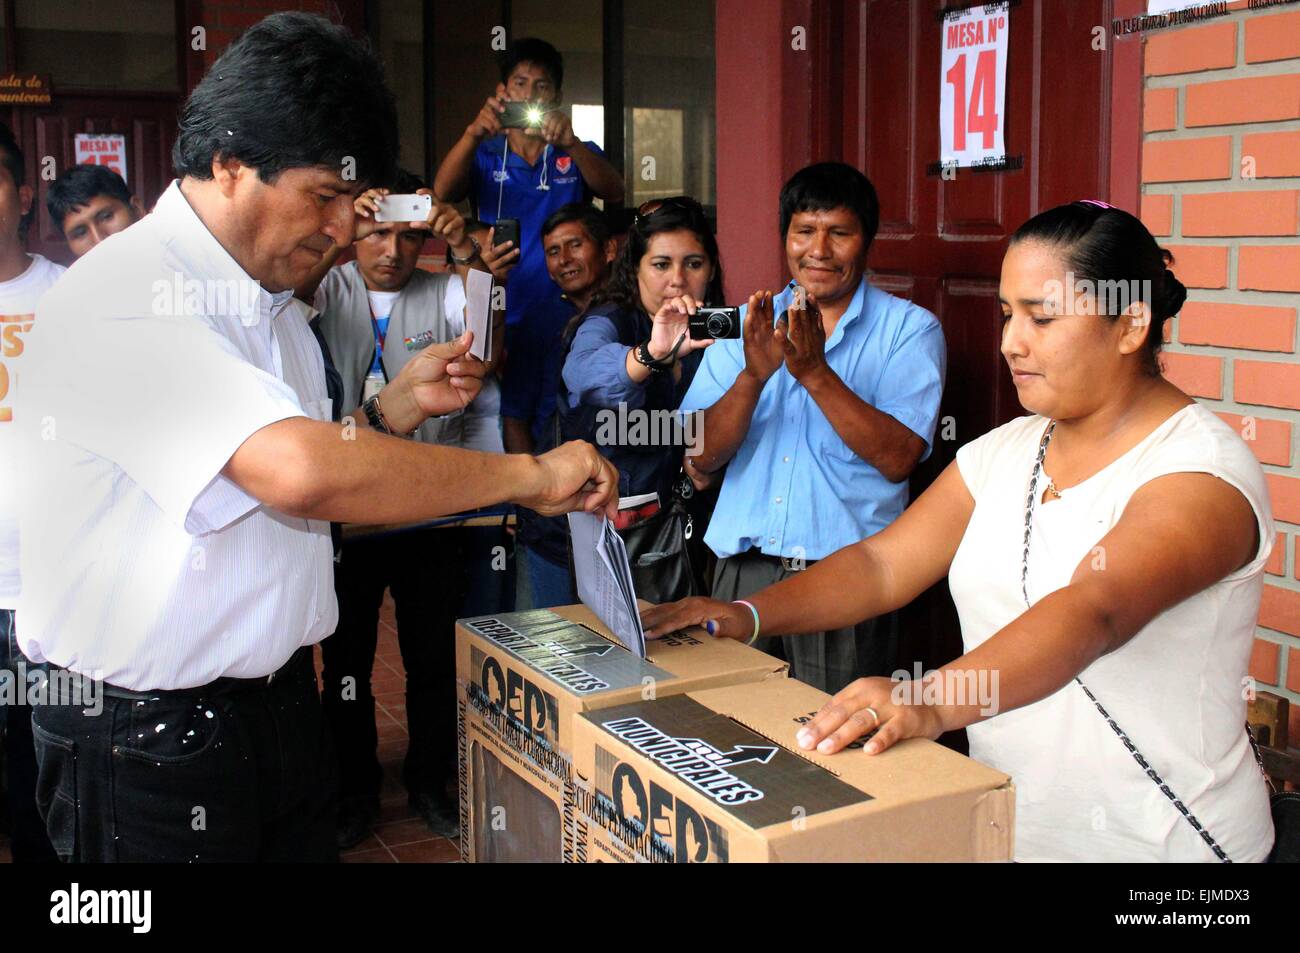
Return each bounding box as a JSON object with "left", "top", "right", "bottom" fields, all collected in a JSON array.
[
  {"left": 795, "top": 675, "right": 945, "bottom": 756},
  {"left": 640, "top": 597, "right": 752, "bottom": 641}
]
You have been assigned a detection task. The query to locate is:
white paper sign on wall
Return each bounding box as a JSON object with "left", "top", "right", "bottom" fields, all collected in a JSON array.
[
  {"left": 73, "top": 133, "right": 128, "bottom": 183},
  {"left": 939, "top": 1, "right": 1010, "bottom": 169}
]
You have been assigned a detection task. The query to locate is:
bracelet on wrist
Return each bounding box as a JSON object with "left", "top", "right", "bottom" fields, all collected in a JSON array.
[
  {"left": 447, "top": 237, "right": 481, "bottom": 266},
  {"left": 632, "top": 340, "right": 672, "bottom": 374},
  {"left": 733, "top": 600, "right": 761, "bottom": 645},
  {"left": 633, "top": 332, "right": 687, "bottom": 374}
]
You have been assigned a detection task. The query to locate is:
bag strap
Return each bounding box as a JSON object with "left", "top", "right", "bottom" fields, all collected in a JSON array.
[{"left": 1073, "top": 677, "right": 1233, "bottom": 862}]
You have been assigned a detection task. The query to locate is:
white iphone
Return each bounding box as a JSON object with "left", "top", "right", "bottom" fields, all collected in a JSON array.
[{"left": 373, "top": 193, "right": 432, "bottom": 223}]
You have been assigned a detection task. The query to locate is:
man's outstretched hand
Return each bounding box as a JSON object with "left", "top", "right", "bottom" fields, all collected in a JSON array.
[{"left": 518, "top": 441, "right": 619, "bottom": 519}]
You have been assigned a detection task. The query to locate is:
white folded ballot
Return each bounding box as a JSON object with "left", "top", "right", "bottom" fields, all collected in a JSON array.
[
  {"left": 464, "top": 269, "right": 494, "bottom": 361},
  {"left": 566, "top": 511, "right": 647, "bottom": 659}
]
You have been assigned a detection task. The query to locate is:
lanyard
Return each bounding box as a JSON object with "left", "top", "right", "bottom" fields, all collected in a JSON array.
[
  {"left": 496, "top": 138, "right": 551, "bottom": 219},
  {"left": 368, "top": 300, "right": 390, "bottom": 381}
]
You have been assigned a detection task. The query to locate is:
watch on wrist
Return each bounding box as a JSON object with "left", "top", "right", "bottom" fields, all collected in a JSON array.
[
  {"left": 447, "top": 237, "right": 481, "bottom": 266},
  {"left": 363, "top": 394, "right": 413, "bottom": 437}
]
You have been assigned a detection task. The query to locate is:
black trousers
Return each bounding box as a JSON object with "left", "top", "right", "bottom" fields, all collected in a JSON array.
[
  {"left": 31, "top": 647, "right": 338, "bottom": 862},
  {"left": 1, "top": 609, "right": 56, "bottom": 862},
  {"left": 712, "top": 550, "right": 899, "bottom": 694},
  {"left": 320, "top": 528, "right": 464, "bottom": 803}
]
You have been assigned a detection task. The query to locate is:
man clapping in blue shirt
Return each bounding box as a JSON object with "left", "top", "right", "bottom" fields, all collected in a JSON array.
[{"left": 679, "top": 162, "right": 947, "bottom": 693}]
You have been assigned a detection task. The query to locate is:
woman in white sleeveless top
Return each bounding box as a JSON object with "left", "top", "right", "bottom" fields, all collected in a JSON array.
[{"left": 643, "top": 201, "right": 1275, "bottom": 862}]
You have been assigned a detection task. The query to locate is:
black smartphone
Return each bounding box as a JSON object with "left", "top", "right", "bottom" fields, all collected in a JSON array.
[
  {"left": 492, "top": 218, "right": 521, "bottom": 250},
  {"left": 499, "top": 100, "right": 551, "bottom": 129}
]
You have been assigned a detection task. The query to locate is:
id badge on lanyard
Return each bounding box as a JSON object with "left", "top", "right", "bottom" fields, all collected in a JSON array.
[{"left": 365, "top": 306, "right": 390, "bottom": 401}]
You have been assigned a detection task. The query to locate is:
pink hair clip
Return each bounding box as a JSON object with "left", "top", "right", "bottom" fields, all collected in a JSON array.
[{"left": 1077, "top": 199, "right": 1115, "bottom": 209}]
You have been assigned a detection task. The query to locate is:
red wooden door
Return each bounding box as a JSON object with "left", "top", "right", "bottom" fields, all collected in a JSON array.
[
  {"left": 8, "top": 93, "right": 179, "bottom": 266},
  {"left": 829, "top": 0, "right": 1115, "bottom": 743}
]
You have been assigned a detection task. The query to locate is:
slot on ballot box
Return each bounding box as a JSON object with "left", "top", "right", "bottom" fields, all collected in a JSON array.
[{"left": 455, "top": 603, "right": 788, "bottom": 863}]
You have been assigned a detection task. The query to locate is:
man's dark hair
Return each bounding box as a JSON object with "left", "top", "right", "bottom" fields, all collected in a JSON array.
[
  {"left": 47, "top": 164, "right": 134, "bottom": 234},
  {"left": 172, "top": 12, "right": 398, "bottom": 187},
  {"left": 390, "top": 169, "right": 426, "bottom": 193},
  {"left": 778, "top": 161, "right": 880, "bottom": 252},
  {"left": 541, "top": 203, "right": 609, "bottom": 246},
  {"left": 498, "top": 37, "right": 564, "bottom": 90},
  {"left": 0, "top": 121, "right": 24, "bottom": 193},
  {"left": 0, "top": 121, "right": 31, "bottom": 237}
]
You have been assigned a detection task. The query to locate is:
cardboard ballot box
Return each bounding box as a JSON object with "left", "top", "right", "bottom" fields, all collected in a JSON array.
[
  {"left": 455, "top": 605, "right": 788, "bottom": 863},
  {"left": 569, "top": 677, "right": 1015, "bottom": 862}
]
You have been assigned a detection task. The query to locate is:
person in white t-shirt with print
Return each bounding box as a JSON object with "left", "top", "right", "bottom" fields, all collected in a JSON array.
[
  {"left": 644, "top": 201, "right": 1276, "bottom": 863},
  {"left": 0, "top": 120, "right": 65, "bottom": 863}
]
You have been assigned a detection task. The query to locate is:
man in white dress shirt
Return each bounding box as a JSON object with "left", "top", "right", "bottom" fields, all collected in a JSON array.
[{"left": 14, "top": 12, "right": 616, "bottom": 863}]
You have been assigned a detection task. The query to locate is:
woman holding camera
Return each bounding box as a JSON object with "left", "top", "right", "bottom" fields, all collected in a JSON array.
[
  {"left": 559, "top": 196, "right": 723, "bottom": 501},
  {"left": 643, "top": 201, "right": 1276, "bottom": 863}
]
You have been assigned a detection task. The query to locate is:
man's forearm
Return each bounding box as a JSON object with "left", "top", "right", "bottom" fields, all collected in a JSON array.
[
  {"left": 802, "top": 368, "right": 924, "bottom": 482},
  {"left": 567, "top": 140, "right": 624, "bottom": 203},
  {"left": 228, "top": 417, "right": 540, "bottom": 524},
  {"left": 693, "top": 373, "right": 765, "bottom": 472},
  {"left": 433, "top": 133, "right": 480, "bottom": 203}
]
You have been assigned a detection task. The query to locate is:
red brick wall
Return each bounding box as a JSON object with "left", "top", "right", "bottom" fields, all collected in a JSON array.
[{"left": 1141, "top": 5, "right": 1300, "bottom": 741}]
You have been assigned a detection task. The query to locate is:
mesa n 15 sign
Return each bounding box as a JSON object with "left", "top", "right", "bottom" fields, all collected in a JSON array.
[{"left": 940, "top": 2, "right": 1009, "bottom": 168}]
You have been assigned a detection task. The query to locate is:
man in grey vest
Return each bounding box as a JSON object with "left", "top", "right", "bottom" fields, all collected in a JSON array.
[{"left": 299, "top": 172, "right": 502, "bottom": 847}]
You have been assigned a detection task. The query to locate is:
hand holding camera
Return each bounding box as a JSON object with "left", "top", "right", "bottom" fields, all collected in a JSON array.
[
  {"left": 414, "top": 191, "right": 470, "bottom": 250},
  {"left": 351, "top": 187, "right": 391, "bottom": 242},
  {"left": 648, "top": 294, "right": 714, "bottom": 363},
  {"left": 467, "top": 86, "right": 507, "bottom": 141},
  {"left": 539, "top": 109, "right": 577, "bottom": 149},
  {"left": 741, "top": 290, "right": 786, "bottom": 384}
]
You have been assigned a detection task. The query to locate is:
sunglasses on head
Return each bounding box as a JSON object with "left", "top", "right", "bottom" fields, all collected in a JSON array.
[{"left": 635, "top": 195, "right": 706, "bottom": 222}]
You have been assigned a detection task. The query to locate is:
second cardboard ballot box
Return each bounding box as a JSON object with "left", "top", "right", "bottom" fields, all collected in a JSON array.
[
  {"left": 569, "top": 677, "right": 1015, "bottom": 862},
  {"left": 455, "top": 605, "right": 788, "bottom": 862}
]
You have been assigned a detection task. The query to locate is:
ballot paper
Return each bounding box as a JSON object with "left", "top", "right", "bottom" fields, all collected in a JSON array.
[
  {"left": 567, "top": 511, "right": 647, "bottom": 658},
  {"left": 617, "top": 492, "right": 658, "bottom": 510},
  {"left": 465, "top": 269, "right": 494, "bottom": 361}
]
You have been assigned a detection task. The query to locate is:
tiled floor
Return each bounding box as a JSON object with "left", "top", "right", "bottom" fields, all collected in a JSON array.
[{"left": 0, "top": 592, "right": 459, "bottom": 864}]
